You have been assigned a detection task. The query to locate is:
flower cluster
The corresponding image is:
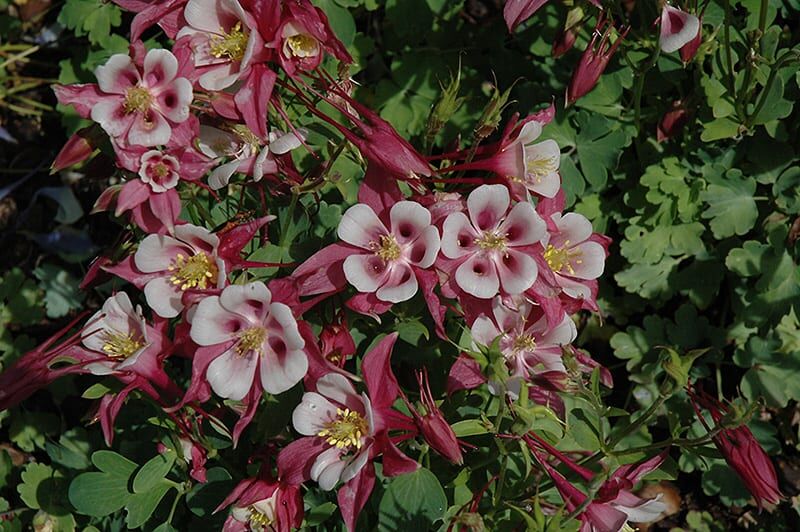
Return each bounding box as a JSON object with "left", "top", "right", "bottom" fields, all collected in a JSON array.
[{"left": 1, "top": 0, "right": 783, "bottom": 530}]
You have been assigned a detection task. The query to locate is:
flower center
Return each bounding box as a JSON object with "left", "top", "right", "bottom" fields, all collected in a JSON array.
[
  {"left": 286, "top": 33, "right": 318, "bottom": 57},
  {"left": 231, "top": 124, "right": 261, "bottom": 149},
  {"left": 525, "top": 154, "right": 559, "bottom": 182},
  {"left": 209, "top": 22, "right": 248, "bottom": 62},
  {"left": 474, "top": 231, "right": 508, "bottom": 251},
  {"left": 371, "top": 234, "right": 401, "bottom": 262},
  {"left": 100, "top": 330, "right": 144, "bottom": 360},
  {"left": 543, "top": 242, "right": 581, "bottom": 274},
  {"left": 248, "top": 506, "right": 273, "bottom": 530},
  {"left": 123, "top": 87, "right": 152, "bottom": 114},
  {"left": 317, "top": 408, "right": 369, "bottom": 450},
  {"left": 168, "top": 253, "right": 218, "bottom": 290},
  {"left": 512, "top": 334, "right": 537, "bottom": 353},
  {"left": 236, "top": 327, "right": 266, "bottom": 356}
]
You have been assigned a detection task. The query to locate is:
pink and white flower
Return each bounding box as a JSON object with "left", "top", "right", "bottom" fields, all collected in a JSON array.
[
  {"left": 189, "top": 282, "right": 307, "bottom": 400},
  {"left": 138, "top": 150, "right": 180, "bottom": 192},
  {"left": 338, "top": 201, "right": 440, "bottom": 303},
  {"left": 471, "top": 297, "right": 576, "bottom": 380},
  {"left": 540, "top": 212, "right": 607, "bottom": 301},
  {"left": 89, "top": 49, "right": 192, "bottom": 147},
  {"left": 80, "top": 292, "right": 163, "bottom": 376},
  {"left": 134, "top": 224, "right": 226, "bottom": 318},
  {"left": 441, "top": 184, "right": 546, "bottom": 299},
  {"left": 291, "top": 373, "right": 375, "bottom": 490},
  {"left": 177, "top": 0, "right": 265, "bottom": 91},
  {"left": 217, "top": 475, "right": 304, "bottom": 532},
  {"left": 197, "top": 125, "right": 305, "bottom": 189},
  {"left": 659, "top": 5, "right": 701, "bottom": 54}
]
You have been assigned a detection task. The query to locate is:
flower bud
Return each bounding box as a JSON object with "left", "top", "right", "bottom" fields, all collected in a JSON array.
[
  {"left": 51, "top": 125, "right": 102, "bottom": 173},
  {"left": 565, "top": 15, "right": 629, "bottom": 106},
  {"left": 552, "top": 7, "right": 584, "bottom": 58},
  {"left": 406, "top": 369, "right": 464, "bottom": 465},
  {"left": 657, "top": 100, "right": 691, "bottom": 142}
]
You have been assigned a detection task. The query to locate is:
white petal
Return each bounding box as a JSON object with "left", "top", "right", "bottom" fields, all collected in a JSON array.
[
  {"left": 310, "top": 448, "right": 346, "bottom": 491},
  {"left": 659, "top": 6, "right": 701, "bottom": 54},
  {"left": 91, "top": 100, "right": 131, "bottom": 138},
  {"left": 343, "top": 254, "right": 389, "bottom": 293},
  {"left": 517, "top": 120, "right": 542, "bottom": 144},
  {"left": 538, "top": 315, "right": 577, "bottom": 347},
  {"left": 337, "top": 204, "right": 387, "bottom": 249},
  {"left": 156, "top": 78, "right": 192, "bottom": 123},
  {"left": 208, "top": 159, "right": 241, "bottom": 189},
  {"left": 260, "top": 346, "right": 308, "bottom": 395},
  {"left": 406, "top": 226, "right": 440, "bottom": 268},
  {"left": 144, "top": 277, "right": 183, "bottom": 318},
  {"left": 268, "top": 129, "right": 306, "bottom": 154},
  {"left": 206, "top": 348, "right": 257, "bottom": 400},
  {"left": 471, "top": 315, "right": 502, "bottom": 348},
  {"left": 554, "top": 212, "right": 593, "bottom": 247},
  {"left": 455, "top": 254, "right": 500, "bottom": 299},
  {"left": 467, "top": 184, "right": 509, "bottom": 232},
  {"left": 127, "top": 111, "right": 171, "bottom": 147},
  {"left": 498, "top": 202, "right": 546, "bottom": 246},
  {"left": 94, "top": 54, "right": 139, "bottom": 94},
  {"left": 143, "top": 49, "right": 178, "bottom": 87},
  {"left": 190, "top": 296, "right": 241, "bottom": 345},
  {"left": 135, "top": 234, "right": 186, "bottom": 272},
  {"left": 316, "top": 373, "right": 359, "bottom": 407},
  {"left": 341, "top": 444, "right": 372, "bottom": 484},
  {"left": 495, "top": 249, "right": 538, "bottom": 295},
  {"left": 389, "top": 201, "right": 432, "bottom": 245},
  {"left": 571, "top": 241, "right": 606, "bottom": 280},
  {"left": 376, "top": 263, "right": 418, "bottom": 303},
  {"left": 441, "top": 211, "right": 478, "bottom": 258},
  {"left": 292, "top": 392, "right": 337, "bottom": 435}
]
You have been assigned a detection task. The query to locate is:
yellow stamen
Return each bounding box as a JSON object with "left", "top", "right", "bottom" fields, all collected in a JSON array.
[
  {"left": 317, "top": 408, "right": 369, "bottom": 450},
  {"left": 230, "top": 124, "right": 261, "bottom": 148},
  {"left": 236, "top": 327, "right": 266, "bottom": 356},
  {"left": 370, "top": 235, "right": 401, "bottom": 262},
  {"left": 525, "top": 154, "right": 559, "bottom": 182},
  {"left": 543, "top": 241, "right": 582, "bottom": 275},
  {"left": 249, "top": 506, "right": 273, "bottom": 529},
  {"left": 100, "top": 330, "right": 144, "bottom": 360},
  {"left": 209, "top": 22, "right": 248, "bottom": 62},
  {"left": 123, "top": 87, "right": 152, "bottom": 114},
  {"left": 512, "top": 334, "right": 537, "bottom": 353},
  {"left": 286, "top": 33, "right": 318, "bottom": 57},
  {"left": 474, "top": 231, "right": 508, "bottom": 251},
  {"left": 152, "top": 163, "right": 169, "bottom": 179},
  {"left": 168, "top": 253, "right": 218, "bottom": 291}
]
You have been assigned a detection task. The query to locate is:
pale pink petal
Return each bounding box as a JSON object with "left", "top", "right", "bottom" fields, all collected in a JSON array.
[
  {"left": 341, "top": 445, "right": 372, "bottom": 484},
  {"left": 86, "top": 362, "right": 116, "bottom": 376},
  {"left": 375, "top": 263, "right": 418, "bottom": 303},
  {"left": 441, "top": 212, "right": 479, "bottom": 258},
  {"left": 342, "top": 254, "right": 389, "bottom": 293},
  {"left": 311, "top": 448, "right": 347, "bottom": 491},
  {"left": 456, "top": 255, "right": 500, "bottom": 299},
  {"left": 467, "top": 184, "right": 509, "bottom": 232},
  {"left": 554, "top": 212, "right": 593, "bottom": 247},
  {"left": 537, "top": 315, "right": 577, "bottom": 346},
  {"left": 268, "top": 129, "right": 305, "bottom": 154},
  {"left": 660, "top": 6, "right": 700, "bottom": 53},
  {"left": 199, "top": 64, "right": 240, "bottom": 91},
  {"left": 208, "top": 159, "right": 241, "bottom": 189},
  {"left": 156, "top": 78, "right": 192, "bottom": 123},
  {"left": 94, "top": 54, "right": 140, "bottom": 94},
  {"left": 614, "top": 496, "right": 667, "bottom": 523},
  {"left": 337, "top": 204, "right": 387, "bottom": 249},
  {"left": 134, "top": 233, "right": 186, "bottom": 272},
  {"left": 570, "top": 241, "right": 605, "bottom": 279},
  {"left": 557, "top": 274, "right": 592, "bottom": 300},
  {"left": 207, "top": 348, "right": 257, "bottom": 400},
  {"left": 90, "top": 100, "right": 132, "bottom": 138},
  {"left": 144, "top": 276, "right": 183, "bottom": 318},
  {"left": 292, "top": 392, "right": 337, "bottom": 435},
  {"left": 197, "top": 125, "right": 238, "bottom": 158},
  {"left": 517, "top": 120, "right": 542, "bottom": 144},
  {"left": 406, "top": 226, "right": 440, "bottom": 268},
  {"left": 265, "top": 303, "right": 304, "bottom": 350},
  {"left": 523, "top": 140, "right": 561, "bottom": 198},
  {"left": 219, "top": 282, "right": 271, "bottom": 324},
  {"left": 127, "top": 111, "right": 171, "bottom": 147},
  {"left": 183, "top": 0, "right": 227, "bottom": 33},
  {"left": 471, "top": 315, "right": 502, "bottom": 347},
  {"left": 388, "top": 201, "right": 432, "bottom": 245},
  {"left": 498, "top": 202, "right": 546, "bottom": 246},
  {"left": 190, "top": 296, "right": 245, "bottom": 345},
  {"left": 529, "top": 169, "right": 561, "bottom": 198},
  {"left": 315, "top": 373, "right": 360, "bottom": 408},
  {"left": 260, "top": 346, "right": 308, "bottom": 394},
  {"left": 495, "top": 249, "right": 538, "bottom": 295},
  {"left": 174, "top": 224, "right": 219, "bottom": 254},
  {"left": 143, "top": 49, "right": 178, "bottom": 87}
]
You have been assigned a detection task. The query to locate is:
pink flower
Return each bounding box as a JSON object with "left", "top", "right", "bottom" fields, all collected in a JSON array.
[
  {"left": 134, "top": 224, "right": 226, "bottom": 318},
  {"left": 177, "top": 0, "right": 265, "bottom": 91},
  {"left": 51, "top": 126, "right": 102, "bottom": 173},
  {"left": 90, "top": 49, "right": 192, "bottom": 146},
  {"left": 441, "top": 184, "right": 546, "bottom": 299},
  {"left": 471, "top": 297, "right": 576, "bottom": 382},
  {"left": 689, "top": 386, "right": 783, "bottom": 508},
  {"left": 217, "top": 475, "right": 303, "bottom": 532},
  {"left": 197, "top": 125, "right": 305, "bottom": 189},
  {"left": 189, "top": 282, "right": 307, "bottom": 399},
  {"left": 657, "top": 100, "right": 691, "bottom": 142},
  {"left": 503, "top": 0, "right": 548, "bottom": 32},
  {"left": 338, "top": 201, "right": 440, "bottom": 303},
  {"left": 403, "top": 369, "right": 464, "bottom": 465},
  {"left": 279, "top": 333, "right": 418, "bottom": 532},
  {"left": 566, "top": 16, "right": 628, "bottom": 106},
  {"left": 659, "top": 5, "right": 700, "bottom": 54},
  {"left": 81, "top": 292, "right": 164, "bottom": 377},
  {"left": 540, "top": 212, "right": 607, "bottom": 301}
]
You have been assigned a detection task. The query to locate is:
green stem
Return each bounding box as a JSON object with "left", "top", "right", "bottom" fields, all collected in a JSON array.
[
  {"left": 757, "top": 0, "right": 769, "bottom": 35},
  {"left": 491, "top": 399, "right": 509, "bottom": 509},
  {"left": 745, "top": 50, "right": 800, "bottom": 127},
  {"left": 278, "top": 192, "right": 299, "bottom": 250},
  {"left": 606, "top": 392, "right": 668, "bottom": 449},
  {"left": 723, "top": 0, "right": 736, "bottom": 96},
  {"left": 633, "top": 46, "right": 661, "bottom": 144}
]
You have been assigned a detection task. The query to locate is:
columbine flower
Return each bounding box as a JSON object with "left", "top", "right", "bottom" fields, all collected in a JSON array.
[
  {"left": 197, "top": 125, "right": 305, "bottom": 189},
  {"left": 189, "top": 281, "right": 307, "bottom": 400},
  {"left": 403, "top": 369, "right": 464, "bottom": 465},
  {"left": 134, "top": 224, "right": 226, "bottom": 318},
  {"left": 217, "top": 476, "right": 304, "bottom": 532},
  {"left": 659, "top": 5, "right": 701, "bottom": 55},
  {"left": 540, "top": 211, "right": 607, "bottom": 301},
  {"left": 89, "top": 49, "right": 192, "bottom": 146},
  {"left": 138, "top": 150, "right": 180, "bottom": 192},
  {"left": 81, "top": 292, "right": 160, "bottom": 376},
  {"left": 566, "top": 15, "right": 628, "bottom": 106},
  {"left": 337, "top": 201, "right": 441, "bottom": 303},
  {"left": 689, "top": 386, "right": 783, "bottom": 508},
  {"left": 471, "top": 297, "right": 577, "bottom": 381},
  {"left": 441, "top": 184, "right": 546, "bottom": 299},
  {"left": 177, "top": 0, "right": 264, "bottom": 91}
]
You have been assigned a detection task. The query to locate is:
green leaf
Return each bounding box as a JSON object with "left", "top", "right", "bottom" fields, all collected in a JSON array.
[
  {"left": 700, "top": 117, "right": 740, "bottom": 142},
  {"left": 186, "top": 467, "right": 235, "bottom": 518},
  {"left": 133, "top": 453, "right": 176, "bottom": 493},
  {"left": 125, "top": 482, "right": 171, "bottom": 529},
  {"left": 575, "top": 113, "right": 632, "bottom": 190},
  {"left": 33, "top": 264, "right": 85, "bottom": 319},
  {"left": 68, "top": 451, "right": 138, "bottom": 517},
  {"left": 701, "top": 171, "right": 758, "bottom": 239},
  {"left": 18, "top": 463, "right": 71, "bottom": 516},
  {"left": 58, "top": 0, "right": 122, "bottom": 47},
  {"left": 45, "top": 428, "right": 92, "bottom": 470},
  {"left": 378, "top": 468, "right": 447, "bottom": 530},
  {"left": 451, "top": 419, "right": 490, "bottom": 437}
]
